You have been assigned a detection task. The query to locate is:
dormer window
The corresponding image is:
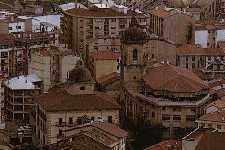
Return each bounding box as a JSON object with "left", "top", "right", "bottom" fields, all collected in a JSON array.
[{"left": 133, "top": 49, "right": 138, "bottom": 61}]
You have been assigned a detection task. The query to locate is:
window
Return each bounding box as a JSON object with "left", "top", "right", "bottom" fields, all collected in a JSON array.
[
  {"left": 91, "top": 116, "right": 95, "bottom": 121},
  {"left": 16, "top": 26, "right": 21, "bottom": 29},
  {"left": 8, "top": 27, "right": 12, "bottom": 30},
  {"left": 108, "top": 116, "right": 112, "bottom": 123},
  {"left": 176, "top": 56, "right": 180, "bottom": 65},
  {"left": 77, "top": 118, "right": 82, "bottom": 125},
  {"left": 152, "top": 112, "right": 155, "bottom": 118},
  {"left": 58, "top": 129, "right": 63, "bottom": 136},
  {"left": 186, "top": 115, "right": 195, "bottom": 121},
  {"left": 173, "top": 115, "right": 181, "bottom": 121},
  {"left": 217, "top": 125, "right": 222, "bottom": 129},
  {"left": 133, "top": 49, "right": 138, "bottom": 61},
  {"left": 58, "top": 118, "right": 62, "bottom": 126},
  {"left": 208, "top": 57, "right": 211, "bottom": 61},
  {"left": 80, "top": 86, "right": 85, "bottom": 90},
  {"left": 162, "top": 114, "right": 170, "bottom": 121},
  {"left": 120, "top": 24, "right": 125, "bottom": 29},
  {"left": 192, "top": 56, "right": 195, "bottom": 61},
  {"left": 186, "top": 56, "right": 189, "bottom": 62},
  {"left": 173, "top": 107, "right": 180, "bottom": 112},
  {"left": 192, "top": 63, "right": 195, "bottom": 68},
  {"left": 69, "top": 117, "right": 73, "bottom": 124},
  {"left": 117, "top": 65, "right": 120, "bottom": 70},
  {"left": 208, "top": 123, "right": 212, "bottom": 128},
  {"left": 200, "top": 123, "right": 205, "bottom": 127},
  {"left": 111, "top": 18, "right": 116, "bottom": 22}
]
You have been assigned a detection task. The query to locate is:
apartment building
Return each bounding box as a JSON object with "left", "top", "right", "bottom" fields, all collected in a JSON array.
[
  {"left": 176, "top": 45, "right": 225, "bottom": 80},
  {"left": 87, "top": 36, "right": 121, "bottom": 53},
  {"left": 194, "top": 20, "right": 225, "bottom": 48},
  {"left": 3, "top": 74, "right": 42, "bottom": 123},
  {"left": 61, "top": 7, "right": 148, "bottom": 53},
  {"left": 0, "top": 34, "right": 26, "bottom": 77},
  {"left": 28, "top": 46, "right": 80, "bottom": 91},
  {"left": 149, "top": 7, "right": 193, "bottom": 45},
  {"left": 33, "top": 75, "right": 120, "bottom": 144},
  {"left": 0, "top": 74, "right": 6, "bottom": 126}
]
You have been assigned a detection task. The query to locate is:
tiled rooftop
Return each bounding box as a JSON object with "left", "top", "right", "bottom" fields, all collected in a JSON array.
[
  {"left": 197, "top": 111, "right": 225, "bottom": 123},
  {"left": 65, "top": 8, "right": 127, "bottom": 17},
  {"left": 35, "top": 84, "right": 120, "bottom": 112},
  {"left": 176, "top": 46, "right": 225, "bottom": 56},
  {"left": 143, "top": 63, "right": 209, "bottom": 93}
]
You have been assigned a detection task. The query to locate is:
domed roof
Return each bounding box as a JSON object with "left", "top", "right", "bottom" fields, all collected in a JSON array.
[
  {"left": 143, "top": 63, "right": 209, "bottom": 93},
  {"left": 122, "top": 16, "right": 148, "bottom": 44},
  {"left": 68, "top": 65, "right": 94, "bottom": 83}
]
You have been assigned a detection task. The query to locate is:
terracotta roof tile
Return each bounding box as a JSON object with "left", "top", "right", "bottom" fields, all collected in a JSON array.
[
  {"left": 150, "top": 8, "right": 171, "bottom": 18},
  {"left": 67, "top": 122, "right": 127, "bottom": 149},
  {"left": 207, "top": 99, "right": 225, "bottom": 110},
  {"left": 144, "top": 140, "right": 181, "bottom": 150},
  {"left": 195, "top": 131, "right": 225, "bottom": 150},
  {"left": 176, "top": 47, "right": 225, "bottom": 56},
  {"left": 97, "top": 72, "right": 120, "bottom": 86},
  {"left": 198, "top": 111, "right": 225, "bottom": 123},
  {"left": 35, "top": 85, "right": 120, "bottom": 112},
  {"left": 92, "top": 122, "right": 128, "bottom": 138},
  {"left": 143, "top": 63, "right": 208, "bottom": 93},
  {"left": 65, "top": 8, "right": 127, "bottom": 17}
]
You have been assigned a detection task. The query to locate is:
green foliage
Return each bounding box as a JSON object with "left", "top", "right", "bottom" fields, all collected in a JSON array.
[{"left": 132, "top": 122, "right": 164, "bottom": 150}]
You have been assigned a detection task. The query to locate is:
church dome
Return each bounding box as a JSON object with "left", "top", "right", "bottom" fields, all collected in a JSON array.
[
  {"left": 143, "top": 63, "right": 209, "bottom": 94},
  {"left": 68, "top": 65, "right": 94, "bottom": 83}
]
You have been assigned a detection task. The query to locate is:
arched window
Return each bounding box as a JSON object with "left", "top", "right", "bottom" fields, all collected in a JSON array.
[{"left": 133, "top": 49, "right": 138, "bottom": 61}]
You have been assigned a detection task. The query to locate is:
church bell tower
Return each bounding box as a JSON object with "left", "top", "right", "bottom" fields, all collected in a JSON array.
[{"left": 121, "top": 16, "right": 149, "bottom": 83}]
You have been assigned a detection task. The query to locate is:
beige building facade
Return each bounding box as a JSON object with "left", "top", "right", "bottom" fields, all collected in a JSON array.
[
  {"left": 88, "top": 51, "right": 120, "bottom": 80},
  {"left": 28, "top": 46, "right": 80, "bottom": 91},
  {"left": 33, "top": 83, "right": 120, "bottom": 144}
]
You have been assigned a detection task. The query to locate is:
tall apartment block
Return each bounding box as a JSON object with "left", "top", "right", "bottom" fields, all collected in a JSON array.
[
  {"left": 61, "top": 8, "right": 149, "bottom": 54},
  {"left": 3, "top": 75, "right": 43, "bottom": 123}
]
